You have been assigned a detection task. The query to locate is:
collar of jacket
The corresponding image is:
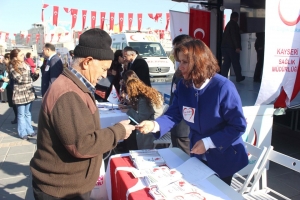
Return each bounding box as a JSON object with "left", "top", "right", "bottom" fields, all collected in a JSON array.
[{"left": 62, "top": 67, "right": 95, "bottom": 100}]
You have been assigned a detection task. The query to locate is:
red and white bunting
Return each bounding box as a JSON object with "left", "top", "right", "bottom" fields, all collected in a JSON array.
[
  {"left": 26, "top": 34, "right": 31, "bottom": 44},
  {"left": 165, "top": 13, "right": 170, "bottom": 31},
  {"left": 50, "top": 33, "right": 54, "bottom": 43},
  {"left": 128, "top": 13, "right": 133, "bottom": 30},
  {"left": 148, "top": 13, "right": 155, "bottom": 19},
  {"left": 5, "top": 33, "right": 9, "bottom": 42},
  {"left": 119, "top": 13, "right": 124, "bottom": 32},
  {"left": 63, "top": 7, "right": 69, "bottom": 13},
  {"left": 53, "top": 6, "right": 59, "bottom": 26},
  {"left": 78, "top": 31, "right": 82, "bottom": 39},
  {"left": 91, "top": 11, "right": 96, "bottom": 28},
  {"left": 100, "top": 12, "right": 106, "bottom": 30},
  {"left": 82, "top": 10, "right": 87, "bottom": 30},
  {"left": 137, "top": 13, "right": 142, "bottom": 31},
  {"left": 70, "top": 9, "right": 78, "bottom": 29},
  {"left": 154, "top": 13, "right": 162, "bottom": 22},
  {"left": 36, "top": 34, "right": 40, "bottom": 43},
  {"left": 109, "top": 12, "right": 115, "bottom": 30},
  {"left": 57, "top": 33, "right": 62, "bottom": 42},
  {"left": 42, "top": 4, "right": 49, "bottom": 22}
]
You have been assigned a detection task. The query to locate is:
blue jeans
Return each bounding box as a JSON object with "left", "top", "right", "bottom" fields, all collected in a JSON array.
[{"left": 17, "top": 102, "right": 34, "bottom": 138}]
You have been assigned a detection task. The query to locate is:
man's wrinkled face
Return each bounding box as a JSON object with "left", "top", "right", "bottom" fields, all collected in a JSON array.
[{"left": 85, "top": 59, "right": 112, "bottom": 86}]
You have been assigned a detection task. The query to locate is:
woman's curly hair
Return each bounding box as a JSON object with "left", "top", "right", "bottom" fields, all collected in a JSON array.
[
  {"left": 126, "top": 78, "right": 163, "bottom": 109},
  {"left": 174, "top": 39, "right": 220, "bottom": 87}
]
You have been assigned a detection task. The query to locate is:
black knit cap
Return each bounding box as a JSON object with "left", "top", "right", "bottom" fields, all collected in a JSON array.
[{"left": 74, "top": 28, "right": 114, "bottom": 60}]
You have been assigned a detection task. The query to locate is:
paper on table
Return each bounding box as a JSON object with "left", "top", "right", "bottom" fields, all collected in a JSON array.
[
  {"left": 158, "top": 148, "right": 185, "bottom": 168},
  {"left": 191, "top": 178, "right": 231, "bottom": 200},
  {"left": 175, "top": 157, "right": 216, "bottom": 182}
]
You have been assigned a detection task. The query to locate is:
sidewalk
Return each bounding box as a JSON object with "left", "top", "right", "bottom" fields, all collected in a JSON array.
[
  {"left": 0, "top": 80, "right": 41, "bottom": 200},
  {"left": 1, "top": 78, "right": 300, "bottom": 199}
]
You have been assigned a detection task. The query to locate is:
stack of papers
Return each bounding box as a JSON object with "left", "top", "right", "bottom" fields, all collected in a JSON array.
[
  {"left": 149, "top": 179, "right": 207, "bottom": 200},
  {"left": 131, "top": 166, "right": 182, "bottom": 187},
  {"left": 96, "top": 102, "right": 119, "bottom": 109},
  {"left": 129, "top": 150, "right": 166, "bottom": 170}
]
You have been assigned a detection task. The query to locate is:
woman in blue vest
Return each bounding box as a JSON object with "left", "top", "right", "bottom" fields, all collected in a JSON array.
[{"left": 137, "top": 39, "right": 248, "bottom": 185}]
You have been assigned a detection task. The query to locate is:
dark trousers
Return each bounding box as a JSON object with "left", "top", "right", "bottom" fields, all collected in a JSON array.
[
  {"left": 253, "top": 49, "right": 264, "bottom": 81},
  {"left": 123, "top": 129, "right": 138, "bottom": 152},
  {"left": 201, "top": 160, "right": 233, "bottom": 185},
  {"left": 32, "top": 181, "right": 91, "bottom": 200},
  {"left": 221, "top": 48, "right": 243, "bottom": 81},
  {"left": 171, "top": 136, "right": 190, "bottom": 155}
]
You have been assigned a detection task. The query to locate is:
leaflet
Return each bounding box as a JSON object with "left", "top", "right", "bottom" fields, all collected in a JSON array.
[{"left": 175, "top": 157, "right": 216, "bottom": 183}]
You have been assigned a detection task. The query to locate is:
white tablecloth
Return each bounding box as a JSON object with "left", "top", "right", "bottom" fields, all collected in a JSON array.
[{"left": 99, "top": 108, "right": 128, "bottom": 128}]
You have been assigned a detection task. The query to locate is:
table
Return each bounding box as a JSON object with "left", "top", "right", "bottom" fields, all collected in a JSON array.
[
  {"left": 106, "top": 148, "right": 244, "bottom": 200},
  {"left": 98, "top": 102, "right": 128, "bottom": 128}
]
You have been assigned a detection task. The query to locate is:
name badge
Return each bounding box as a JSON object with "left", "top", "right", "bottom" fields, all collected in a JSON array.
[
  {"left": 172, "top": 83, "right": 176, "bottom": 93},
  {"left": 45, "top": 65, "right": 50, "bottom": 71},
  {"left": 182, "top": 106, "right": 195, "bottom": 123}
]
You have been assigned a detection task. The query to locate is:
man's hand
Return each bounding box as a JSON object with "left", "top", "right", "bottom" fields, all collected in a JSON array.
[
  {"left": 135, "top": 120, "right": 155, "bottom": 134},
  {"left": 0, "top": 88, "right": 4, "bottom": 92},
  {"left": 95, "top": 90, "right": 106, "bottom": 99},
  {"left": 119, "top": 119, "right": 135, "bottom": 139},
  {"left": 236, "top": 48, "right": 241, "bottom": 53},
  {"left": 190, "top": 140, "right": 206, "bottom": 154}
]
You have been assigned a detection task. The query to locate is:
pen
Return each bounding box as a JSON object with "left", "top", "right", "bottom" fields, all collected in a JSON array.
[{"left": 128, "top": 116, "right": 139, "bottom": 125}]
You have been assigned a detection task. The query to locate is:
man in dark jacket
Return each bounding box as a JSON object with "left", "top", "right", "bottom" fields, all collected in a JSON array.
[
  {"left": 221, "top": 12, "right": 245, "bottom": 82},
  {"left": 169, "top": 35, "right": 193, "bottom": 155},
  {"left": 123, "top": 46, "right": 151, "bottom": 87},
  {"left": 41, "top": 43, "right": 63, "bottom": 96}
]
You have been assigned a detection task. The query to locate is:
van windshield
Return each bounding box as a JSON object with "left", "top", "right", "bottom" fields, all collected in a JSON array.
[{"left": 128, "top": 42, "right": 167, "bottom": 57}]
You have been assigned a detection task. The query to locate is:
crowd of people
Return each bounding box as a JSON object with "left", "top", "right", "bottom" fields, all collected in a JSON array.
[{"left": 0, "top": 19, "right": 265, "bottom": 198}]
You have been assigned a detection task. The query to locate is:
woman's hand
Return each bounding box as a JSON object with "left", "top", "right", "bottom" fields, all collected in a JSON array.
[
  {"left": 135, "top": 120, "right": 155, "bottom": 134},
  {"left": 190, "top": 140, "right": 206, "bottom": 154},
  {"left": 2, "top": 77, "right": 9, "bottom": 82},
  {"left": 119, "top": 108, "right": 128, "bottom": 113},
  {"left": 0, "top": 88, "right": 4, "bottom": 92},
  {"left": 35, "top": 68, "right": 40, "bottom": 74}
]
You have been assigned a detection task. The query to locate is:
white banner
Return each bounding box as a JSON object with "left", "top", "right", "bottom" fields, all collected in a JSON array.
[
  {"left": 255, "top": 0, "right": 300, "bottom": 106},
  {"left": 239, "top": 105, "right": 274, "bottom": 176},
  {"left": 169, "top": 10, "right": 189, "bottom": 40}
]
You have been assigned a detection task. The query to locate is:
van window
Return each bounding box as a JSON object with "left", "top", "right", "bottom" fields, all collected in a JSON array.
[
  {"left": 128, "top": 42, "right": 167, "bottom": 57},
  {"left": 122, "top": 42, "right": 127, "bottom": 49},
  {"left": 112, "top": 43, "right": 121, "bottom": 50}
]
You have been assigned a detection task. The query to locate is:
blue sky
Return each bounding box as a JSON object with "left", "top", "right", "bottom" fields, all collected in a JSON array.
[{"left": 0, "top": 0, "right": 188, "bottom": 38}]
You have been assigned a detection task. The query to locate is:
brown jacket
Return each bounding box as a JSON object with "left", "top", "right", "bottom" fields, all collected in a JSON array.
[
  {"left": 30, "top": 68, "right": 126, "bottom": 198},
  {"left": 11, "top": 63, "right": 39, "bottom": 104}
]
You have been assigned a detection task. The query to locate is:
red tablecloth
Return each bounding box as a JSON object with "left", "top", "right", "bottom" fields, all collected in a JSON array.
[{"left": 110, "top": 156, "right": 153, "bottom": 200}]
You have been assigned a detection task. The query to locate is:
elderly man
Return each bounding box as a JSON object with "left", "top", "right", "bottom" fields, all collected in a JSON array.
[
  {"left": 123, "top": 46, "right": 151, "bottom": 86},
  {"left": 30, "top": 29, "right": 135, "bottom": 200}
]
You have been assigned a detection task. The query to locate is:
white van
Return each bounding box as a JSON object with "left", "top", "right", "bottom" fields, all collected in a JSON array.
[{"left": 111, "top": 32, "right": 175, "bottom": 82}]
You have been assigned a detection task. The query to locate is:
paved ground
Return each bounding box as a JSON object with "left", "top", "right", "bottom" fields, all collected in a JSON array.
[{"left": 0, "top": 78, "right": 300, "bottom": 199}]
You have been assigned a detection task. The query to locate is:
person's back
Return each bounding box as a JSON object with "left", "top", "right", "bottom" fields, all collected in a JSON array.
[
  {"left": 221, "top": 20, "right": 241, "bottom": 49},
  {"left": 221, "top": 12, "right": 245, "bottom": 82}
]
